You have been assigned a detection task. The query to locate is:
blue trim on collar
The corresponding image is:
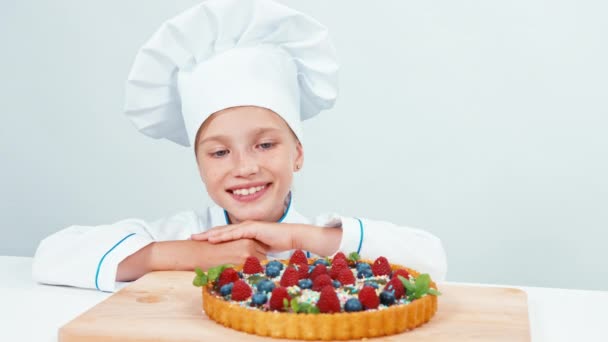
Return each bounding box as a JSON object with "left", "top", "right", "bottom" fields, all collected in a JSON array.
[
  {"left": 355, "top": 218, "right": 364, "bottom": 255},
  {"left": 223, "top": 209, "right": 230, "bottom": 225},
  {"left": 223, "top": 192, "right": 293, "bottom": 224},
  {"left": 277, "top": 192, "right": 292, "bottom": 223},
  {"left": 95, "top": 233, "right": 136, "bottom": 291}
]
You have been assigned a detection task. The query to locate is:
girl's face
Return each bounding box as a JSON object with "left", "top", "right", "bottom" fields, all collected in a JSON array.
[{"left": 195, "top": 106, "right": 303, "bottom": 223}]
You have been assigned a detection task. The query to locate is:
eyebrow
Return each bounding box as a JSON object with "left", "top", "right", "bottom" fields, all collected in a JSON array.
[{"left": 198, "top": 127, "right": 283, "bottom": 146}]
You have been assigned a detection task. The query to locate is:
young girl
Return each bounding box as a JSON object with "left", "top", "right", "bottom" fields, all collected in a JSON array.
[{"left": 32, "top": 0, "right": 447, "bottom": 292}]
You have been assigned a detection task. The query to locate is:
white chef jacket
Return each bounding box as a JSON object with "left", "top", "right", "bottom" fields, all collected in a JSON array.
[{"left": 32, "top": 196, "right": 447, "bottom": 292}]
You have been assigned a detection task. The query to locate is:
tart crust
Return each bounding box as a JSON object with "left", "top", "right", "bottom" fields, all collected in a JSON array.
[{"left": 201, "top": 261, "right": 438, "bottom": 340}]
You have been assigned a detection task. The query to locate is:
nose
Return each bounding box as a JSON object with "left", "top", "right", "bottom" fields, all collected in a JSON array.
[{"left": 233, "top": 151, "right": 259, "bottom": 177}]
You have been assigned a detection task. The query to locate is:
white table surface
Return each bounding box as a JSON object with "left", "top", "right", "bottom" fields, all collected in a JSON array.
[{"left": 2, "top": 256, "right": 607, "bottom": 342}]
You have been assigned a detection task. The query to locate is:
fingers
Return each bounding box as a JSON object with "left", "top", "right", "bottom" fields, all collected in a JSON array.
[
  {"left": 190, "top": 224, "right": 233, "bottom": 241},
  {"left": 208, "top": 225, "right": 259, "bottom": 244},
  {"left": 254, "top": 241, "right": 270, "bottom": 261}
]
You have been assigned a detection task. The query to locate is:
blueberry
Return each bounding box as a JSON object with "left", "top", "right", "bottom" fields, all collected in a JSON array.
[
  {"left": 357, "top": 268, "right": 374, "bottom": 279},
  {"left": 251, "top": 292, "right": 268, "bottom": 306},
  {"left": 332, "top": 280, "right": 341, "bottom": 288},
  {"left": 266, "top": 260, "right": 284, "bottom": 271},
  {"left": 344, "top": 298, "right": 363, "bottom": 312},
  {"left": 265, "top": 265, "right": 281, "bottom": 278},
  {"left": 356, "top": 262, "right": 371, "bottom": 272},
  {"left": 364, "top": 281, "right": 379, "bottom": 289},
  {"left": 220, "top": 283, "right": 233, "bottom": 296},
  {"left": 313, "top": 259, "right": 330, "bottom": 267},
  {"left": 308, "top": 265, "right": 316, "bottom": 274},
  {"left": 256, "top": 279, "right": 276, "bottom": 293},
  {"left": 298, "top": 279, "right": 313, "bottom": 289},
  {"left": 380, "top": 291, "right": 396, "bottom": 306},
  {"left": 238, "top": 271, "right": 244, "bottom": 279}
]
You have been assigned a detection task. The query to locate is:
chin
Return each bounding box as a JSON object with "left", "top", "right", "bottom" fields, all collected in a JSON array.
[{"left": 232, "top": 208, "right": 273, "bottom": 222}]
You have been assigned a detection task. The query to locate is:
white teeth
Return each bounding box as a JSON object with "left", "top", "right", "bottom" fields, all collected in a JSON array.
[{"left": 232, "top": 185, "right": 266, "bottom": 196}]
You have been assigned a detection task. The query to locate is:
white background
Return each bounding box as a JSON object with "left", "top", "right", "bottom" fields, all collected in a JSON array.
[{"left": 1, "top": 0, "right": 606, "bottom": 290}]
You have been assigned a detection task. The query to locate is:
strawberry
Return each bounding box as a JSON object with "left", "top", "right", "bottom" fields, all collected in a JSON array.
[
  {"left": 280, "top": 266, "right": 300, "bottom": 287},
  {"left": 309, "top": 264, "right": 328, "bottom": 280},
  {"left": 332, "top": 252, "right": 348, "bottom": 265},
  {"left": 242, "top": 256, "right": 264, "bottom": 274},
  {"left": 295, "top": 262, "right": 309, "bottom": 279},
  {"left": 385, "top": 277, "right": 405, "bottom": 299},
  {"left": 217, "top": 268, "right": 239, "bottom": 288},
  {"left": 231, "top": 280, "right": 252, "bottom": 301},
  {"left": 269, "top": 287, "right": 291, "bottom": 311},
  {"left": 358, "top": 286, "right": 380, "bottom": 309},
  {"left": 330, "top": 260, "right": 349, "bottom": 280},
  {"left": 392, "top": 269, "right": 410, "bottom": 281},
  {"left": 337, "top": 268, "right": 356, "bottom": 285},
  {"left": 289, "top": 249, "right": 308, "bottom": 265},
  {"left": 317, "top": 286, "right": 341, "bottom": 313},
  {"left": 312, "top": 274, "right": 333, "bottom": 291},
  {"left": 371, "top": 256, "right": 392, "bottom": 276}
]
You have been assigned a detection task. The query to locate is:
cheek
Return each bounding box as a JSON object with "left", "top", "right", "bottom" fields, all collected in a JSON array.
[
  {"left": 198, "top": 161, "right": 224, "bottom": 187},
  {"left": 265, "top": 154, "right": 294, "bottom": 178}
]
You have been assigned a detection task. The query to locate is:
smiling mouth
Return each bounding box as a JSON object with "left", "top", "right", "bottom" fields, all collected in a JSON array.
[{"left": 227, "top": 183, "right": 272, "bottom": 201}]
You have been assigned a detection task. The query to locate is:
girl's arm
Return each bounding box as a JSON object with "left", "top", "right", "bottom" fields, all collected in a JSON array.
[
  {"left": 116, "top": 239, "right": 267, "bottom": 282},
  {"left": 32, "top": 211, "right": 203, "bottom": 292}
]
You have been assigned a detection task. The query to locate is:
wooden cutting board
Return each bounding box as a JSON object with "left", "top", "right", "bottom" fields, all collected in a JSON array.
[{"left": 59, "top": 272, "right": 530, "bottom": 341}]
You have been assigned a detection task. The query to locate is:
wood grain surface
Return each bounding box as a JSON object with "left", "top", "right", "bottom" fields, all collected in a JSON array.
[{"left": 59, "top": 271, "right": 530, "bottom": 341}]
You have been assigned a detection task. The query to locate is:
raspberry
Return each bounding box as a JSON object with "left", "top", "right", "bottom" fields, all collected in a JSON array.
[
  {"left": 371, "top": 256, "right": 392, "bottom": 276},
  {"left": 269, "top": 287, "right": 291, "bottom": 311},
  {"left": 336, "top": 268, "right": 355, "bottom": 285},
  {"left": 280, "top": 266, "right": 300, "bottom": 287},
  {"left": 242, "top": 256, "right": 264, "bottom": 274},
  {"left": 358, "top": 286, "right": 380, "bottom": 309},
  {"left": 332, "top": 257, "right": 348, "bottom": 269},
  {"left": 289, "top": 249, "right": 308, "bottom": 265},
  {"left": 312, "top": 274, "right": 333, "bottom": 291},
  {"left": 317, "top": 286, "right": 341, "bottom": 313},
  {"left": 330, "top": 260, "right": 349, "bottom": 280},
  {"left": 231, "top": 280, "right": 252, "bottom": 301},
  {"left": 309, "top": 264, "right": 328, "bottom": 280},
  {"left": 385, "top": 277, "right": 405, "bottom": 299},
  {"left": 392, "top": 269, "right": 410, "bottom": 281},
  {"left": 332, "top": 252, "right": 347, "bottom": 265},
  {"left": 217, "top": 268, "right": 239, "bottom": 288},
  {"left": 294, "top": 262, "right": 309, "bottom": 279}
]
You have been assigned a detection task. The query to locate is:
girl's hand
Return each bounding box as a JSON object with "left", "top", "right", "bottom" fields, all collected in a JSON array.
[
  {"left": 117, "top": 239, "right": 268, "bottom": 282},
  {"left": 190, "top": 221, "right": 302, "bottom": 252},
  {"left": 211, "top": 238, "right": 269, "bottom": 265}
]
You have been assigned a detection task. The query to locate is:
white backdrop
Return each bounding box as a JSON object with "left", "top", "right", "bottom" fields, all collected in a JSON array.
[{"left": 1, "top": 0, "right": 607, "bottom": 290}]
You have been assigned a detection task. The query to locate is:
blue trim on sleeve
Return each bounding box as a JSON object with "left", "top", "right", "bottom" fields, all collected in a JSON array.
[
  {"left": 355, "top": 218, "right": 364, "bottom": 255},
  {"left": 95, "top": 233, "right": 136, "bottom": 291}
]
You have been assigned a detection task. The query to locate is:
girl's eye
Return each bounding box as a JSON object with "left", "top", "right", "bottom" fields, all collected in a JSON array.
[
  {"left": 211, "top": 150, "right": 229, "bottom": 158},
  {"left": 258, "top": 142, "right": 274, "bottom": 150}
]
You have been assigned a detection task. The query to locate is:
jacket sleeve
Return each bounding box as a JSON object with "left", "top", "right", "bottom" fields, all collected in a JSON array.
[
  {"left": 315, "top": 214, "right": 448, "bottom": 282},
  {"left": 32, "top": 211, "right": 202, "bottom": 292}
]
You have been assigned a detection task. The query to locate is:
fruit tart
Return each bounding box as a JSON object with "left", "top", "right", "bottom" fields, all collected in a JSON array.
[{"left": 193, "top": 251, "right": 440, "bottom": 340}]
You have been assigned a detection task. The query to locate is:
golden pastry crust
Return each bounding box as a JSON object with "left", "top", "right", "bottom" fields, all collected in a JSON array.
[{"left": 201, "top": 261, "right": 438, "bottom": 340}]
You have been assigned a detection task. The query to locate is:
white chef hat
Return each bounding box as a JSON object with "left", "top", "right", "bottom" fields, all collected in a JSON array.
[{"left": 124, "top": 0, "right": 339, "bottom": 147}]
